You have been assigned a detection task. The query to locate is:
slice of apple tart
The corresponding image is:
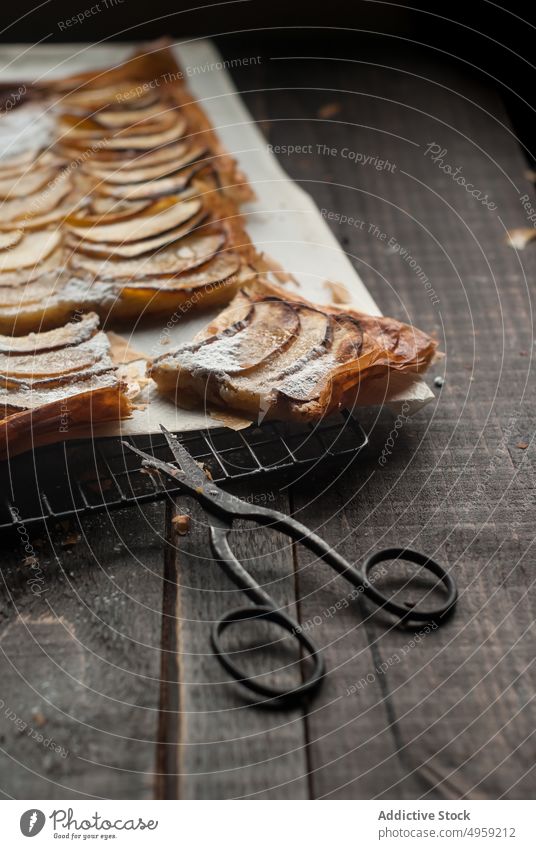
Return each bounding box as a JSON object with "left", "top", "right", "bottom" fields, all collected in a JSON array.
[
  {"left": 0, "top": 313, "right": 132, "bottom": 458},
  {"left": 149, "top": 281, "right": 437, "bottom": 422}
]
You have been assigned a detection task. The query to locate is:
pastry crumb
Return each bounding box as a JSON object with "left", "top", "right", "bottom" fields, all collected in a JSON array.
[
  {"left": 323, "top": 280, "right": 351, "bottom": 304},
  {"left": 172, "top": 514, "right": 190, "bottom": 535}
]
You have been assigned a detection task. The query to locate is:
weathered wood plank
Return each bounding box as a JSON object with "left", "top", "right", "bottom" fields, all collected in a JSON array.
[
  {"left": 0, "top": 504, "right": 165, "bottom": 799},
  {"left": 167, "top": 486, "right": 309, "bottom": 799}
]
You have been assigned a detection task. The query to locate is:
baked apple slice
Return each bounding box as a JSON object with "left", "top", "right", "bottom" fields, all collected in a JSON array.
[
  {"left": 122, "top": 251, "right": 243, "bottom": 291},
  {"left": 0, "top": 172, "right": 72, "bottom": 225},
  {"left": 0, "top": 230, "right": 62, "bottom": 272},
  {"left": 0, "top": 311, "right": 99, "bottom": 354},
  {"left": 0, "top": 231, "right": 23, "bottom": 250},
  {"left": 93, "top": 162, "right": 205, "bottom": 200},
  {"left": 65, "top": 196, "right": 201, "bottom": 244},
  {"left": 58, "top": 109, "right": 179, "bottom": 140},
  {"left": 86, "top": 144, "right": 206, "bottom": 184},
  {"left": 0, "top": 331, "right": 112, "bottom": 384},
  {"left": 62, "top": 116, "right": 187, "bottom": 152},
  {"left": 66, "top": 197, "right": 153, "bottom": 226},
  {"left": 0, "top": 165, "right": 61, "bottom": 199},
  {"left": 64, "top": 209, "right": 208, "bottom": 260},
  {"left": 70, "top": 231, "right": 225, "bottom": 280},
  {"left": 93, "top": 100, "right": 177, "bottom": 129},
  {"left": 83, "top": 139, "right": 196, "bottom": 170}
]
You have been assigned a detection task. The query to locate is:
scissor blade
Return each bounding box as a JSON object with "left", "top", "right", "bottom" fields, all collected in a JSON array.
[
  {"left": 159, "top": 424, "right": 209, "bottom": 487},
  {"left": 123, "top": 433, "right": 269, "bottom": 521},
  {"left": 121, "top": 441, "right": 186, "bottom": 483}
]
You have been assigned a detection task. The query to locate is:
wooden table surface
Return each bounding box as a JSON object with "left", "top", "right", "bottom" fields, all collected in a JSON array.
[{"left": 1, "top": 38, "right": 535, "bottom": 800}]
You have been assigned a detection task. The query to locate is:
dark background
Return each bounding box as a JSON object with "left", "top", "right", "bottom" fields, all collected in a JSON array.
[{"left": 1, "top": 1, "right": 535, "bottom": 162}]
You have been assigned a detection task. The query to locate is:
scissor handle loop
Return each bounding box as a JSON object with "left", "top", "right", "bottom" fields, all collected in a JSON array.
[
  {"left": 211, "top": 605, "right": 325, "bottom": 707},
  {"left": 246, "top": 510, "right": 458, "bottom": 625},
  {"left": 362, "top": 547, "right": 458, "bottom": 624}
]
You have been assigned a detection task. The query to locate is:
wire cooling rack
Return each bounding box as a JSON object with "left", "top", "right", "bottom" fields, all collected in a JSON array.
[{"left": 0, "top": 411, "right": 368, "bottom": 534}]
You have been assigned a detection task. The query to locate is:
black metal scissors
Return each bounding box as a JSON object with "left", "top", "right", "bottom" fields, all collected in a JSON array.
[{"left": 124, "top": 425, "right": 457, "bottom": 707}]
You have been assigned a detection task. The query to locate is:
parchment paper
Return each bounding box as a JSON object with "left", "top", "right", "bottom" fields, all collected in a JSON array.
[{"left": 0, "top": 40, "right": 434, "bottom": 438}]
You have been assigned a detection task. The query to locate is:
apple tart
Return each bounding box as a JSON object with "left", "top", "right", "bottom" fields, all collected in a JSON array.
[
  {"left": 0, "top": 40, "right": 257, "bottom": 335},
  {"left": 149, "top": 281, "right": 437, "bottom": 422},
  {"left": 0, "top": 40, "right": 438, "bottom": 453}
]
